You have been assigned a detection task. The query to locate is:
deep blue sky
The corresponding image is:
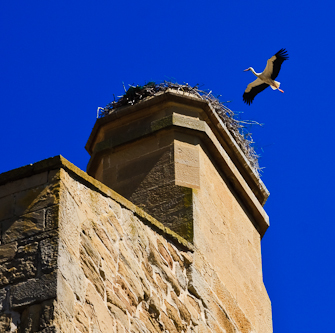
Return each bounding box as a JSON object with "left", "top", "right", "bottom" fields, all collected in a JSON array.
[{"left": 1, "top": 1, "right": 334, "bottom": 332}]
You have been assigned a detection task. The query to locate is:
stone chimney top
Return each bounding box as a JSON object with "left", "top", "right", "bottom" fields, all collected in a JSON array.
[{"left": 86, "top": 89, "right": 269, "bottom": 239}]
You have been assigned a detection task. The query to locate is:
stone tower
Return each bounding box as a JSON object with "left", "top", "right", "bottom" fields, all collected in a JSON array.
[
  {"left": 0, "top": 88, "right": 272, "bottom": 332},
  {"left": 86, "top": 89, "right": 271, "bottom": 330}
]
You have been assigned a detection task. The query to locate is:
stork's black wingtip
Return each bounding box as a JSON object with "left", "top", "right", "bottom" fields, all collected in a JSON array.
[
  {"left": 276, "top": 48, "right": 289, "bottom": 60},
  {"left": 242, "top": 97, "right": 252, "bottom": 105}
]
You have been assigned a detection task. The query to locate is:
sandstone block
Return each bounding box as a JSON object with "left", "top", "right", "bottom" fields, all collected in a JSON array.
[
  {"left": 0, "top": 243, "right": 17, "bottom": 264},
  {"left": 175, "top": 163, "right": 200, "bottom": 189},
  {"left": 157, "top": 239, "right": 173, "bottom": 269},
  {"left": 114, "top": 278, "right": 138, "bottom": 308},
  {"left": 15, "top": 183, "right": 59, "bottom": 216},
  {"left": 0, "top": 288, "right": 7, "bottom": 312},
  {"left": 170, "top": 291, "right": 191, "bottom": 325},
  {"left": 175, "top": 262, "right": 187, "bottom": 290},
  {"left": 37, "top": 327, "right": 57, "bottom": 333},
  {"left": 155, "top": 273, "right": 168, "bottom": 295},
  {"left": 185, "top": 295, "right": 202, "bottom": 324},
  {"left": 117, "top": 261, "right": 146, "bottom": 302},
  {"left": 58, "top": 273, "right": 75, "bottom": 318},
  {"left": 160, "top": 265, "right": 181, "bottom": 296},
  {"left": 10, "top": 271, "right": 57, "bottom": 308},
  {"left": 39, "top": 299, "right": 55, "bottom": 330},
  {"left": 80, "top": 232, "right": 101, "bottom": 268},
  {"left": 164, "top": 299, "right": 185, "bottom": 332},
  {"left": 0, "top": 313, "right": 12, "bottom": 332},
  {"left": 139, "top": 309, "right": 161, "bottom": 333},
  {"left": 159, "top": 311, "right": 178, "bottom": 333},
  {"left": 80, "top": 247, "right": 105, "bottom": 300},
  {"left": 74, "top": 303, "right": 89, "bottom": 333},
  {"left": 40, "top": 237, "right": 58, "bottom": 273},
  {"left": 99, "top": 214, "right": 119, "bottom": 243},
  {"left": 85, "top": 283, "right": 116, "bottom": 333},
  {"left": 141, "top": 261, "right": 158, "bottom": 290},
  {"left": 58, "top": 241, "right": 87, "bottom": 303},
  {"left": 45, "top": 205, "right": 59, "bottom": 230},
  {"left": 167, "top": 242, "right": 184, "bottom": 268},
  {"left": 2, "top": 209, "right": 45, "bottom": 244},
  {"left": 204, "top": 309, "right": 227, "bottom": 333},
  {"left": 0, "top": 255, "right": 38, "bottom": 287},
  {"left": 20, "top": 303, "right": 43, "bottom": 332},
  {"left": 0, "top": 172, "right": 48, "bottom": 199}
]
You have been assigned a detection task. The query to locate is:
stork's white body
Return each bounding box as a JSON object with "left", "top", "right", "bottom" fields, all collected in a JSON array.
[{"left": 248, "top": 68, "right": 281, "bottom": 91}]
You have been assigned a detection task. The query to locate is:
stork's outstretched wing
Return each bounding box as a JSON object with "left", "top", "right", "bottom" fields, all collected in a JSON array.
[
  {"left": 243, "top": 78, "right": 269, "bottom": 105},
  {"left": 262, "top": 48, "right": 289, "bottom": 80}
]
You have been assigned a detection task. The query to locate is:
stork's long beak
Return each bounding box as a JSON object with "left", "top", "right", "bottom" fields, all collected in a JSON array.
[{"left": 243, "top": 69, "right": 249, "bottom": 72}]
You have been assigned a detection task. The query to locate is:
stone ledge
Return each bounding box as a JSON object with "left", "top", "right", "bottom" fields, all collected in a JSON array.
[
  {"left": 0, "top": 156, "right": 194, "bottom": 252},
  {"left": 86, "top": 90, "right": 269, "bottom": 205},
  {"left": 87, "top": 113, "right": 269, "bottom": 237}
]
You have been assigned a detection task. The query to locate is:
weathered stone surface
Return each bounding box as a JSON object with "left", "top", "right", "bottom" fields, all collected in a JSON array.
[
  {"left": 14, "top": 182, "right": 59, "bottom": 216},
  {"left": 0, "top": 148, "right": 271, "bottom": 332},
  {"left": 80, "top": 247, "right": 105, "bottom": 300},
  {"left": 155, "top": 272, "right": 168, "bottom": 295},
  {"left": 167, "top": 242, "right": 184, "bottom": 268},
  {"left": 159, "top": 311, "right": 178, "bottom": 333},
  {"left": 85, "top": 283, "right": 117, "bottom": 332},
  {"left": 117, "top": 260, "right": 146, "bottom": 302},
  {"left": 175, "top": 262, "right": 187, "bottom": 290},
  {"left": 185, "top": 294, "right": 202, "bottom": 324},
  {"left": 45, "top": 205, "right": 59, "bottom": 230},
  {"left": 58, "top": 241, "right": 87, "bottom": 303},
  {"left": 57, "top": 274, "right": 75, "bottom": 318},
  {"left": 80, "top": 231, "right": 101, "bottom": 268},
  {"left": 0, "top": 289, "right": 7, "bottom": 312},
  {"left": 74, "top": 303, "right": 89, "bottom": 333},
  {"left": 21, "top": 303, "right": 44, "bottom": 332},
  {"left": 164, "top": 299, "right": 185, "bottom": 332},
  {"left": 157, "top": 239, "right": 173, "bottom": 269},
  {"left": 40, "top": 238, "right": 58, "bottom": 273},
  {"left": 39, "top": 299, "right": 55, "bottom": 330},
  {"left": 139, "top": 309, "right": 161, "bottom": 333},
  {"left": 171, "top": 291, "right": 191, "bottom": 325},
  {"left": 205, "top": 309, "right": 227, "bottom": 333},
  {"left": 0, "top": 313, "right": 12, "bottom": 332},
  {"left": 10, "top": 271, "right": 57, "bottom": 308},
  {"left": 112, "top": 283, "right": 137, "bottom": 313},
  {"left": 160, "top": 264, "right": 181, "bottom": 296},
  {"left": 1, "top": 209, "right": 45, "bottom": 244},
  {"left": 0, "top": 172, "right": 48, "bottom": 199},
  {"left": 0, "top": 243, "right": 17, "bottom": 264},
  {"left": 0, "top": 248, "right": 38, "bottom": 287},
  {"left": 115, "top": 276, "right": 139, "bottom": 308},
  {"left": 37, "top": 326, "right": 57, "bottom": 333}
]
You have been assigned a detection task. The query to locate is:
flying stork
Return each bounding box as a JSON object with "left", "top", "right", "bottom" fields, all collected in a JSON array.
[{"left": 243, "top": 48, "right": 289, "bottom": 105}]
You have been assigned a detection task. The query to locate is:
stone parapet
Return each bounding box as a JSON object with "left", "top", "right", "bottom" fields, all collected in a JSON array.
[{"left": 0, "top": 156, "right": 271, "bottom": 332}]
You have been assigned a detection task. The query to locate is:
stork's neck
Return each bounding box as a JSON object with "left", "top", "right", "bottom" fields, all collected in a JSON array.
[{"left": 249, "top": 67, "right": 260, "bottom": 77}]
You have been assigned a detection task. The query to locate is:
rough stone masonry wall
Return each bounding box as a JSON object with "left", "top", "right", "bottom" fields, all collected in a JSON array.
[
  {"left": 0, "top": 158, "right": 259, "bottom": 332},
  {"left": 0, "top": 168, "right": 60, "bottom": 332}
]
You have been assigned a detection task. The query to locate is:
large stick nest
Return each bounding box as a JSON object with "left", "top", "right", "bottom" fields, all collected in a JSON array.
[{"left": 98, "top": 81, "right": 261, "bottom": 177}]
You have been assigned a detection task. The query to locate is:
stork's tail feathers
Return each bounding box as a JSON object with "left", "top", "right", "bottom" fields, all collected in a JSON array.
[{"left": 270, "top": 81, "right": 281, "bottom": 90}]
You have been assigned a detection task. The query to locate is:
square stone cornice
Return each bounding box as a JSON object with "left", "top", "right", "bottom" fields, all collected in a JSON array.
[{"left": 86, "top": 89, "right": 269, "bottom": 206}]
